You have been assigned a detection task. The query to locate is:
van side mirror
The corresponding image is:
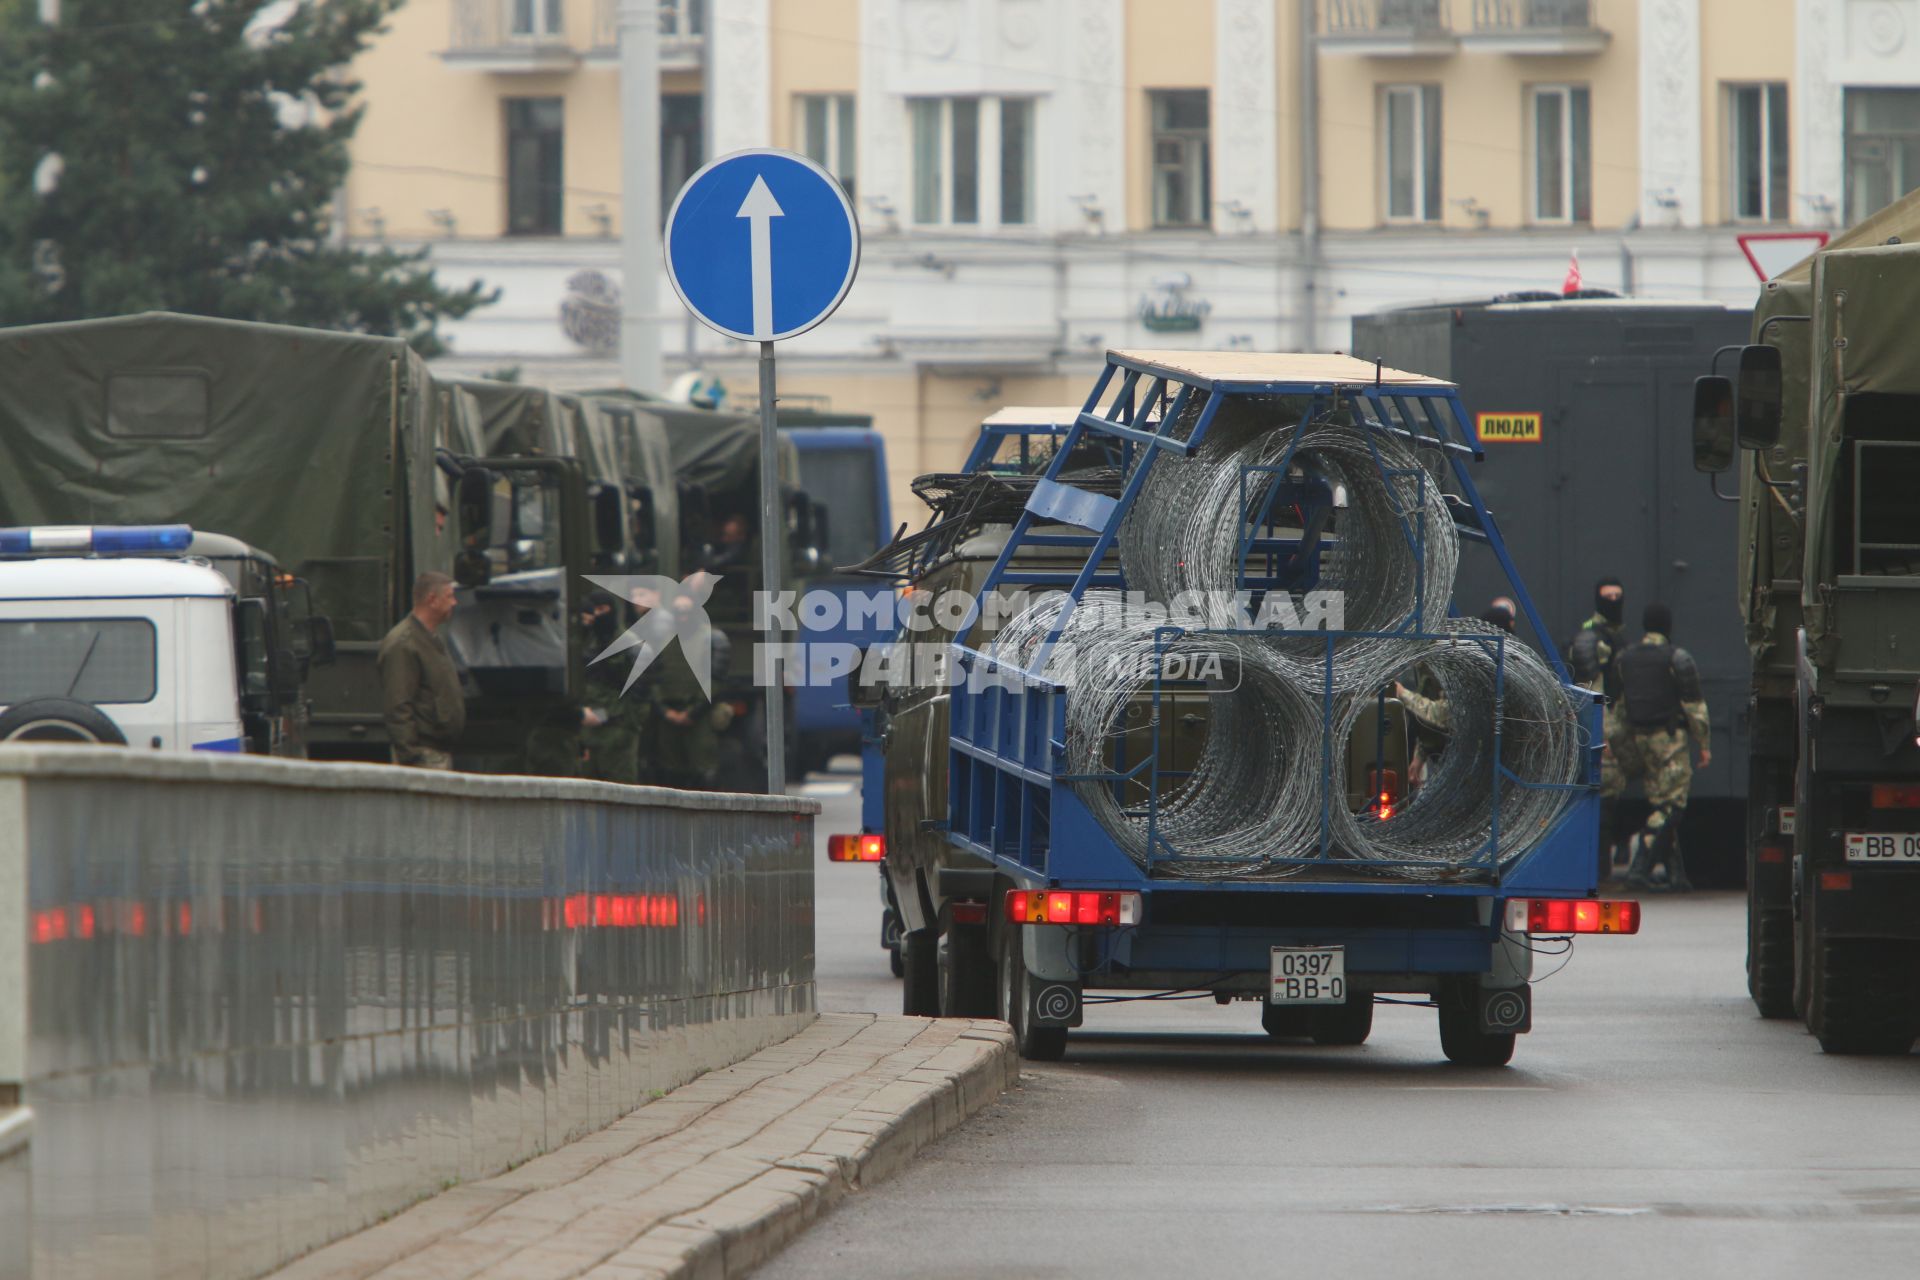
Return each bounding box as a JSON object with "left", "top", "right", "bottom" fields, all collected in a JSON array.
[
  {"left": 307, "top": 615, "right": 336, "bottom": 666},
  {"left": 590, "top": 483, "right": 624, "bottom": 558},
  {"left": 1736, "top": 344, "right": 1784, "bottom": 449},
  {"left": 1692, "top": 376, "right": 1736, "bottom": 474},
  {"left": 457, "top": 466, "right": 494, "bottom": 544},
  {"left": 627, "top": 483, "right": 657, "bottom": 550}
]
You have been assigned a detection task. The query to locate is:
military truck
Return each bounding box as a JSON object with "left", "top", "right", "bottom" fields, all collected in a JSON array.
[
  {"left": 1695, "top": 191, "right": 1920, "bottom": 1053},
  {"left": 0, "top": 313, "right": 599, "bottom": 771},
  {"left": 1355, "top": 296, "right": 1753, "bottom": 884}
]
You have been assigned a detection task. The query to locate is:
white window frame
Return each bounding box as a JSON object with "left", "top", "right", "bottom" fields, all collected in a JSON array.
[
  {"left": 909, "top": 96, "right": 1037, "bottom": 230},
  {"left": 1726, "top": 82, "right": 1788, "bottom": 223},
  {"left": 1381, "top": 84, "right": 1440, "bottom": 223},
  {"left": 1529, "top": 84, "right": 1589, "bottom": 224},
  {"left": 794, "top": 93, "right": 857, "bottom": 198},
  {"left": 508, "top": 0, "right": 563, "bottom": 39}
]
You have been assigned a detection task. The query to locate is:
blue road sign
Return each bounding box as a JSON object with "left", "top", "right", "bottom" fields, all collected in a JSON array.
[{"left": 664, "top": 149, "right": 861, "bottom": 343}]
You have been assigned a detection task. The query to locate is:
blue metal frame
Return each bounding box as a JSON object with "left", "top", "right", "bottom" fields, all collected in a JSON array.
[{"left": 944, "top": 351, "right": 1601, "bottom": 910}]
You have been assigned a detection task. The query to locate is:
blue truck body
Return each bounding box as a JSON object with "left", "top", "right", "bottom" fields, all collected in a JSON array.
[{"left": 848, "top": 357, "right": 1624, "bottom": 1063}]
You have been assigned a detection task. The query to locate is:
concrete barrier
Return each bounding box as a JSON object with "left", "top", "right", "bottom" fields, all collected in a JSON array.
[
  {"left": 0, "top": 747, "right": 816, "bottom": 1280},
  {"left": 0, "top": 1108, "right": 28, "bottom": 1280}
]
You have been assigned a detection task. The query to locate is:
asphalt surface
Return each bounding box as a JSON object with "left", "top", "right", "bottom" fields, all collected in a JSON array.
[{"left": 776, "top": 763, "right": 1920, "bottom": 1279}]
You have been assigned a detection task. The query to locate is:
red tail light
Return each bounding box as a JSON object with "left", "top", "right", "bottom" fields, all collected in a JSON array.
[
  {"left": 1506, "top": 898, "right": 1640, "bottom": 935},
  {"left": 1005, "top": 889, "right": 1142, "bottom": 926},
  {"left": 1871, "top": 783, "right": 1920, "bottom": 809},
  {"left": 1820, "top": 871, "right": 1853, "bottom": 891},
  {"left": 828, "top": 833, "right": 886, "bottom": 862}
]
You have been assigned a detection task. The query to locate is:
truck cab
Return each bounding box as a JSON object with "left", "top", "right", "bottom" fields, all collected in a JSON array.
[{"left": 0, "top": 526, "right": 250, "bottom": 752}]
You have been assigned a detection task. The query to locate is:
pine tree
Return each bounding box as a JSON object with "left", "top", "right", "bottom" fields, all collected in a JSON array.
[{"left": 0, "top": 0, "right": 493, "bottom": 354}]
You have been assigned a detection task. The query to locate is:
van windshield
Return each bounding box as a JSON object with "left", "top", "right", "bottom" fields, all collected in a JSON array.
[
  {"left": 0, "top": 618, "right": 158, "bottom": 704},
  {"left": 797, "top": 445, "right": 881, "bottom": 570}
]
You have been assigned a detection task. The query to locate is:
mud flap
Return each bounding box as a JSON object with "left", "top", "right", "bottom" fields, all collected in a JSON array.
[
  {"left": 1029, "top": 979, "right": 1084, "bottom": 1028},
  {"left": 1479, "top": 984, "right": 1532, "bottom": 1035}
]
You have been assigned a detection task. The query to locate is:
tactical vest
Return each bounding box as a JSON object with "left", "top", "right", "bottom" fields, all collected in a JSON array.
[{"left": 1616, "top": 641, "right": 1680, "bottom": 729}]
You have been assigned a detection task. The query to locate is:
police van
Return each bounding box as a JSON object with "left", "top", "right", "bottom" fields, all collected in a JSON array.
[{"left": 0, "top": 525, "right": 330, "bottom": 754}]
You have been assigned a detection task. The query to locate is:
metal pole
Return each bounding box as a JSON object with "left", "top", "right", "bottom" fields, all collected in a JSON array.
[
  {"left": 758, "top": 339, "right": 786, "bottom": 793},
  {"left": 1296, "top": 0, "right": 1320, "bottom": 350},
  {"left": 619, "top": 0, "right": 662, "bottom": 391}
]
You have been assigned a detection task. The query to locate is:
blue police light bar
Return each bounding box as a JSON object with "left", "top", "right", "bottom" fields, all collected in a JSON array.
[{"left": 0, "top": 524, "right": 194, "bottom": 554}]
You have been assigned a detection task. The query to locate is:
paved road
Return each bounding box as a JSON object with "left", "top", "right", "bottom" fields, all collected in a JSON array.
[{"left": 784, "top": 764, "right": 1920, "bottom": 1279}]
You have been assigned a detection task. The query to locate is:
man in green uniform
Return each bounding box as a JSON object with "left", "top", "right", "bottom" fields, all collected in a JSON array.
[
  {"left": 581, "top": 590, "right": 647, "bottom": 784},
  {"left": 1614, "top": 602, "right": 1711, "bottom": 892},
  {"left": 1567, "top": 576, "right": 1627, "bottom": 874},
  {"left": 647, "top": 586, "right": 734, "bottom": 791},
  {"left": 378, "top": 571, "right": 466, "bottom": 769}
]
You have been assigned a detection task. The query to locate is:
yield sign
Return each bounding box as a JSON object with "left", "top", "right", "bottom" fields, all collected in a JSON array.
[{"left": 1736, "top": 231, "right": 1831, "bottom": 282}]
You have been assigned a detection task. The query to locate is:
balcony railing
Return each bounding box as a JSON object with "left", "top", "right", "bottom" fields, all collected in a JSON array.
[
  {"left": 1319, "top": 0, "right": 1459, "bottom": 55},
  {"left": 588, "top": 0, "right": 706, "bottom": 67},
  {"left": 1465, "top": 0, "right": 1609, "bottom": 53},
  {"left": 445, "top": 0, "right": 580, "bottom": 71}
]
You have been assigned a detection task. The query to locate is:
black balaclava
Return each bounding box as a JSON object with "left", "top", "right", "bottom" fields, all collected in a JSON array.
[
  {"left": 1643, "top": 602, "right": 1672, "bottom": 638},
  {"left": 1595, "top": 576, "right": 1625, "bottom": 628}
]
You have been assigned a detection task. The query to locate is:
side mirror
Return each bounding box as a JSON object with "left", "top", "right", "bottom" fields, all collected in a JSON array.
[
  {"left": 1736, "top": 344, "right": 1784, "bottom": 449},
  {"left": 627, "top": 483, "right": 657, "bottom": 551},
  {"left": 271, "top": 648, "right": 301, "bottom": 703},
  {"left": 307, "top": 615, "right": 336, "bottom": 666},
  {"left": 590, "top": 483, "right": 624, "bottom": 554},
  {"left": 457, "top": 467, "right": 494, "bottom": 544},
  {"left": 453, "top": 548, "right": 492, "bottom": 588},
  {"left": 1692, "top": 376, "right": 1736, "bottom": 474}
]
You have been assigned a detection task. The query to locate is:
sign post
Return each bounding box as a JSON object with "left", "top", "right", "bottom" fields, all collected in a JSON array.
[{"left": 664, "top": 149, "right": 861, "bottom": 795}]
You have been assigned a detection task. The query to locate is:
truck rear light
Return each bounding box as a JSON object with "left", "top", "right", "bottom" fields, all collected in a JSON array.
[
  {"left": 1820, "top": 871, "right": 1853, "bottom": 891},
  {"left": 1005, "top": 889, "right": 1141, "bottom": 926},
  {"left": 1505, "top": 898, "right": 1640, "bottom": 935},
  {"left": 950, "top": 901, "right": 988, "bottom": 925},
  {"left": 1870, "top": 783, "right": 1920, "bottom": 809},
  {"left": 1367, "top": 768, "right": 1400, "bottom": 820},
  {"left": 1758, "top": 845, "right": 1787, "bottom": 864},
  {"left": 828, "top": 833, "right": 885, "bottom": 862}
]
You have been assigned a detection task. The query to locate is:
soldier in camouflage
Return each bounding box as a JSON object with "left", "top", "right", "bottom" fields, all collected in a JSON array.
[
  {"left": 1613, "top": 602, "right": 1711, "bottom": 892},
  {"left": 1567, "top": 576, "right": 1626, "bottom": 875}
]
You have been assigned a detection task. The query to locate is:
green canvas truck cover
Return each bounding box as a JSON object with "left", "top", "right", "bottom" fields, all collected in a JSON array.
[{"left": 0, "top": 311, "right": 446, "bottom": 642}]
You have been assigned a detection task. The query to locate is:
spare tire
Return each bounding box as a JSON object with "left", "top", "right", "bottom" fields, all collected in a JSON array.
[{"left": 0, "top": 697, "right": 129, "bottom": 745}]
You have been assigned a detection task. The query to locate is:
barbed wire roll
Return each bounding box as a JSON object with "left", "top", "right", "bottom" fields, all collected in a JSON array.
[
  {"left": 986, "top": 594, "right": 1324, "bottom": 878},
  {"left": 1116, "top": 412, "right": 1458, "bottom": 650},
  {"left": 1320, "top": 622, "right": 1586, "bottom": 873}
]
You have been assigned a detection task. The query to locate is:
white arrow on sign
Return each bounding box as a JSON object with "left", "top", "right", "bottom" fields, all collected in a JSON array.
[{"left": 736, "top": 175, "right": 785, "bottom": 340}]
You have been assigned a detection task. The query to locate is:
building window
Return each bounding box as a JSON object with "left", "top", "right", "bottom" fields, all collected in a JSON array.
[
  {"left": 511, "top": 0, "right": 563, "bottom": 38},
  {"left": 910, "top": 97, "right": 1035, "bottom": 228},
  {"left": 1845, "top": 89, "right": 1920, "bottom": 223},
  {"left": 662, "top": 94, "right": 703, "bottom": 223},
  {"left": 1531, "top": 84, "right": 1591, "bottom": 223},
  {"left": 1727, "top": 84, "right": 1788, "bottom": 222},
  {"left": 796, "top": 93, "right": 857, "bottom": 202},
  {"left": 660, "top": 0, "right": 705, "bottom": 37},
  {"left": 1382, "top": 84, "right": 1441, "bottom": 222},
  {"left": 506, "top": 97, "right": 564, "bottom": 235},
  {"left": 1150, "top": 90, "right": 1210, "bottom": 228}
]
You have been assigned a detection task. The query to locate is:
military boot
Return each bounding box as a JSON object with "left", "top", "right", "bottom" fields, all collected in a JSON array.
[
  {"left": 1624, "top": 832, "right": 1655, "bottom": 890},
  {"left": 1657, "top": 826, "right": 1693, "bottom": 893}
]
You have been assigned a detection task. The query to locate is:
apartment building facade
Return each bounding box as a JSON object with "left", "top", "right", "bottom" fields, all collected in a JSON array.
[{"left": 341, "top": 0, "right": 1920, "bottom": 494}]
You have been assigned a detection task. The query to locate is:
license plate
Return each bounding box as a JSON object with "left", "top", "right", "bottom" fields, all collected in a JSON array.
[
  {"left": 1844, "top": 832, "right": 1920, "bottom": 862},
  {"left": 1270, "top": 946, "right": 1346, "bottom": 1005}
]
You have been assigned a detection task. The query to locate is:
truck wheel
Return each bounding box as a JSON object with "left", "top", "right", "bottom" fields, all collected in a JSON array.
[
  {"left": 0, "top": 697, "right": 127, "bottom": 745},
  {"left": 938, "top": 923, "right": 996, "bottom": 1018},
  {"left": 1260, "top": 1003, "right": 1311, "bottom": 1038},
  {"left": 1809, "top": 940, "right": 1920, "bottom": 1055},
  {"left": 1309, "top": 994, "right": 1375, "bottom": 1046},
  {"left": 1748, "top": 906, "right": 1795, "bottom": 1019},
  {"left": 901, "top": 929, "right": 939, "bottom": 1017},
  {"left": 889, "top": 944, "right": 905, "bottom": 979},
  {"left": 883, "top": 906, "right": 905, "bottom": 978},
  {"left": 1437, "top": 1001, "right": 1515, "bottom": 1067},
  {"left": 998, "top": 926, "right": 1066, "bottom": 1062}
]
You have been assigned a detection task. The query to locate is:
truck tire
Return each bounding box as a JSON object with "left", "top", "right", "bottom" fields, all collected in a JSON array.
[
  {"left": 998, "top": 926, "right": 1066, "bottom": 1062},
  {"left": 1309, "top": 994, "right": 1375, "bottom": 1046},
  {"left": 1748, "top": 906, "right": 1795, "bottom": 1020},
  {"left": 1808, "top": 940, "right": 1920, "bottom": 1055},
  {"left": 1260, "top": 1003, "right": 1311, "bottom": 1038},
  {"left": 1437, "top": 986, "right": 1516, "bottom": 1067},
  {"left": 901, "top": 929, "right": 940, "bottom": 1017},
  {"left": 0, "top": 697, "right": 128, "bottom": 745},
  {"left": 939, "top": 922, "right": 996, "bottom": 1018}
]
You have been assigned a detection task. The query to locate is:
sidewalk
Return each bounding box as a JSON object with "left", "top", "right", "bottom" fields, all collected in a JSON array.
[{"left": 271, "top": 1015, "right": 1017, "bottom": 1280}]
